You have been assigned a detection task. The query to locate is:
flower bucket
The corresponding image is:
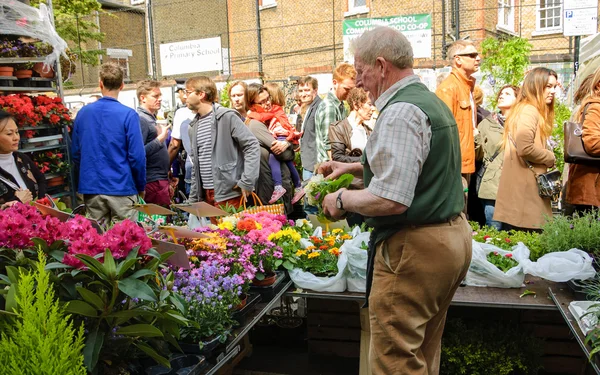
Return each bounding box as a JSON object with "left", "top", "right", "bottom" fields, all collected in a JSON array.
[
  {"left": 251, "top": 271, "right": 277, "bottom": 287},
  {"left": 47, "top": 176, "right": 65, "bottom": 187},
  {"left": 234, "top": 293, "right": 248, "bottom": 311},
  {"left": 33, "top": 62, "right": 55, "bottom": 78},
  {"left": 0, "top": 66, "right": 14, "bottom": 77},
  {"left": 15, "top": 69, "right": 33, "bottom": 79}
]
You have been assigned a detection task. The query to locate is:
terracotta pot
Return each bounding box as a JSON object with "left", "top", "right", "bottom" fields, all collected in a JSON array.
[
  {"left": 0, "top": 66, "right": 14, "bottom": 77},
  {"left": 15, "top": 69, "right": 33, "bottom": 79},
  {"left": 234, "top": 293, "right": 248, "bottom": 311},
  {"left": 47, "top": 176, "right": 65, "bottom": 187},
  {"left": 252, "top": 272, "right": 277, "bottom": 287},
  {"left": 33, "top": 62, "right": 55, "bottom": 78}
]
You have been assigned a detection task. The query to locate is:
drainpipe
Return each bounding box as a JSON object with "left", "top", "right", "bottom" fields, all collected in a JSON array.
[
  {"left": 255, "top": 0, "right": 263, "bottom": 78},
  {"left": 146, "top": 0, "right": 157, "bottom": 79},
  {"left": 454, "top": 0, "right": 460, "bottom": 40},
  {"left": 441, "top": 0, "right": 447, "bottom": 60}
]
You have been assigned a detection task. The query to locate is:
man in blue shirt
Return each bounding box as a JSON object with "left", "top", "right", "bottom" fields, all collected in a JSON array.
[{"left": 72, "top": 62, "right": 146, "bottom": 223}]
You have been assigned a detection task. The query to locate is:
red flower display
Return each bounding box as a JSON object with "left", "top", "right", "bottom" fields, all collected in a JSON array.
[{"left": 0, "top": 94, "right": 73, "bottom": 135}]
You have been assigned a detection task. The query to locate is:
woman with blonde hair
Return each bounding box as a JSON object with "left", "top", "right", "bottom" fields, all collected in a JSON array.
[
  {"left": 565, "top": 66, "right": 600, "bottom": 213},
  {"left": 493, "top": 67, "right": 557, "bottom": 230}
]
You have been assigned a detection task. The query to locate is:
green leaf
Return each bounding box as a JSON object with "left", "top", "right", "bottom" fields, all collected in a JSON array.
[
  {"left": 283, "top": 260, "right": 294, "bottom": 270},
  {"left": 125, "top": 246, "right": 140, "bottom": 262},
  {"left": 116, "top": 258, "right": 137, "bottom": 278},
  {"left": 5, "top": 266, "right": 20, "bottom": 284},
  {"left": 134, "top": 342, "right": 170, "bottom": 367},
  {"left": 118, "top": 277, "right": 157, "bottom": 302},
  {"left": 116, "top": 324, "right": 164, "bottom": 337},
  {"left": 76, "top": 287, "right": 105, "bottom": 311},
  {"left": 103, "top": 249, "right": 116, "bottom": 279},
  {"left": 160, "top": 289, "right": 169, "bottom": 301},
  {"left": 31, "top": 237, "right": 49, "bottom": 251},
  {"left": 5, "top": 284, "right": 18, "bottom": 313},
  {"left": 0, "top": 274, "right": 10, "bottom": 284},
  {"left": 65, "top": 300, "right": 98, "bottom": 317},
  {"left": 129, "top": 269, "right": 156, "bottom": 279},
  {"left": 146, "top": 248, "right": 162, "bottom": 259},
  {"left": 76, "top": 254, "right": 109, "bottom": 281},
  {"left": 83, "top": 328, "right": 104, "bottom": 372},
  {"left": 168, "top": 294, "right": 185, "bottom": 313},
  {"left": 106, "top": 309, "right": 161, "bottom": 320},
  {"left": 45, "top": 261, "right": 71, "bottom": 270},
  {"left": 49, "top": 249, "right": 66, "bottom": 262},
  {"left": 49, "top": 240, "right": 66, "bottom": 251},
  {"left": 274, "top": 259, "right": 283, "bottom": 268},
  {"left": 255, "top": 272, "right": 265, "bottom": 281}
]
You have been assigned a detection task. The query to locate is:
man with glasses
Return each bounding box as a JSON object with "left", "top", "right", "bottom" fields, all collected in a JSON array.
[
  {"left": 184, "top": 76, "right": 260, "bottom": 210},
  {"left": 436, "top": 40, "right": 481, "bottom": 212}
]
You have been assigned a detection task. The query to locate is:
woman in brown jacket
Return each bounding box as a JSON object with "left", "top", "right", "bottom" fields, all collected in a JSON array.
[
  {"left": 565, "top": 66, "right": 600, "bottom": 213},
  {"left": 328, "top": 87, "right": 374, "bottom": 163},
  {"left": 493, "top": 68, "right": 558, "bottom": 230}
]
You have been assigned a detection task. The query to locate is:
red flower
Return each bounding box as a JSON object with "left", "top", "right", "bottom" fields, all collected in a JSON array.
[
  {"left": 483, "top": 235, "right": 490, "bottom": 240},
  {"left": 505, "top": 253, "right": 513, "bottom": 258},
  {"left": 504, "top": 238, "right": 511, "bottom": 243},
  {"left": 49, "top": 114, "right": 60, "bottom": 124},
  {"left": 493, "top": 251, "right": 499, "bottom": 256}
]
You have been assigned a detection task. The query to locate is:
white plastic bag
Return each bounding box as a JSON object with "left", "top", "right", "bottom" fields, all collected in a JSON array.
[
  {"left": 521, "top": 249, "right": 596, "bottom": 282},
  {"left": 289, "top": 250, "right": 348, "bottom": 292},
  {"left": 465, "top": 240, "right": 530, "bottom": 288},
  {"left": 344, "top": 231, "right": 370, "bottom": 292},
  {"left": 187, "top": 214, "right": 211, "bottom": 229}
]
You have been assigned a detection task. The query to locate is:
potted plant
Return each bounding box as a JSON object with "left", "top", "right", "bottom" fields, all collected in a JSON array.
[
  {"left": 0, "top": 38, "right": 17, "bottom": 77},
  {"left": 34, "top": 151, "right": 69, "bottom": 184}
]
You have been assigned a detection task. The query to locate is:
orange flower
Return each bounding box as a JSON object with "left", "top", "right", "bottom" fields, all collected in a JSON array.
[{"left": 319, "top": 245, "right": 328, "bottom": 250}]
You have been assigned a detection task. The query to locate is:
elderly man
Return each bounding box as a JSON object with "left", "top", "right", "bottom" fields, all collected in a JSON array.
[{"left": 319, "top": 27, "right": 471, "bottom": 374}]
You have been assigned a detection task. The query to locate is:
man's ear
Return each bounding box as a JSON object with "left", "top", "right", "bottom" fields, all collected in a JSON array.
[
  {"left": 376, "top": 57, "right": 386, "bottom": 78},
  {"left": 98, "top": 80, "right": 104, "bottom": 90},
  {"left": 119, "top": 82, "right": 124, "bottom": 91}
]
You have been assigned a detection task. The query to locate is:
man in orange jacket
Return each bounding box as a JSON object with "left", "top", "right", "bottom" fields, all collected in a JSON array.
[{"left": 436, "top": 40, "right": 481, "bottom": 212}]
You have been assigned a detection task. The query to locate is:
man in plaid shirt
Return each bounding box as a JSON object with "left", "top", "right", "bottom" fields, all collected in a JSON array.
[{"left": 314, "top": 63, "right": 356, "bottom": 164}]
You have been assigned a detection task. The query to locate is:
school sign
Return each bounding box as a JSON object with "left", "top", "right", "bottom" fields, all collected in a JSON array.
[{"left": 342, "top": 14, "right": 432, "bottom": 62}]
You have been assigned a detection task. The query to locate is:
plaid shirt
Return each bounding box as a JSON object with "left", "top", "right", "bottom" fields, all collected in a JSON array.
[
  {"left": 365, "top": 75, "right": 432, "bottom": 207},
  {"left": 315, "top": 91, "right": 346, "bottom": 164}
]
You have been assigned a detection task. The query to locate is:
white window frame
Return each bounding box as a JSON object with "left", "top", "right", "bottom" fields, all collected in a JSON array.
[
  {"left": 533, "top": 0, "right": 563, "bottom": 35},
  {"left": 345, "top": 0, "right": 369, "bottom": 18},
  {"left": 259, "top": 0, "right": 277, "bottom": 10},
  {"left": 496, "top": 0, "right": 516, "bottom": 34},
  {"left": 130, "top": 0, "right": 145, "bottom": 5}
]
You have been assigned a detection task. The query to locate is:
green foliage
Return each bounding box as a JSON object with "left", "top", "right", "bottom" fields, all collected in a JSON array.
[
  {"left": 538, "top": 210, "right": 600, "bottom": 259},
  {"left": 470, "top": 221, "right": 543, "bottom": 259},
  {"left": 31, "top": 0, "right": 105, "bottom": 66},
  {"left": 220, "top": 81, "right": 232, "bottom": 108},
  {"left": 441, "top": 318, "right": 544, "bottom": 375},
  {"left": 54, "top": 247, "right": 189, "bottom": 372},
  {"left": 480, "top": 37, "right": 532, "bottom": 108},
  {"left": 551, "top": 101, "right": 572, "bottom": 174},
  {"left": 0, "top": 252, "right": 86, "bottom": 375},
  {"left": 486, "top": 251, "right": 518, "bottom": 272}
]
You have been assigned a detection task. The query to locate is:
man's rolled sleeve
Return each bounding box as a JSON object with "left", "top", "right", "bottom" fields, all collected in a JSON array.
[{"left": 366, "top": 102, "right": 431, "bottom": 207}]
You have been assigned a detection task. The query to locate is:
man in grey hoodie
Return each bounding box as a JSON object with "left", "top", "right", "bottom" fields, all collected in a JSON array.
[{"left": 185, "top": 76, "right": 260, "bottom": 208}]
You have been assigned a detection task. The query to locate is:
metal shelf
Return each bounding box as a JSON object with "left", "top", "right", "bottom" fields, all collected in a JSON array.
[
  {"left": 19, "top": 125, "right": 54, "bottom": 131},
  {"left": 0, "top": 86, "right": 57, "bottom": 93},
  {"left": 0, "top": 57, "right": 48, "bottom": 64},
  {"left": 19, "top": 144, "right": 67, "bottom": 153}
]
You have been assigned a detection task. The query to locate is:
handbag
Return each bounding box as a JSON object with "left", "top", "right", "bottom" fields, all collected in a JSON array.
[
  {"left": 564, "top": 104, "right": 600, "bottom": 166},
  {"left": 509, "top": 134, "right": 562, "bottom": 199},
  {"left": 218, "top": 192, "right": 285, "bottom": 223},
  {"left": 475, "top": 148, "right": 501, "bottom": 194}
]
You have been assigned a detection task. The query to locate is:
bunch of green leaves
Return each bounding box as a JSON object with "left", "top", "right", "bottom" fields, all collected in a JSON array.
[
  {"left": 470, "top": 221, "right": 542, "bottom": 258},
  {"left": 0, "top": 252, "right": 86, "bottom": 375},
  {"left": 46, "top": 245, "right": 189, "bottom": 373},
  {"left": 304, "top": 173, "right": 354, "bottom": 222},
  {"left": 219, "top": 202, "right": 245, "bottom": 215},
  {"left": 480, "top": 36, "right": 532, "bottom": 108},
  {"left": 220, "top": 81, "right": 232, "bottom": 108},
  {"left": 583, "top": 279, "right": 600, "bottom": 359},
  {"left": 486, "top": 251, "right": 518, "bottom": 273},
  {"left": 441, "top": 318, "right": 543, "bottom": 375},
  {"left": 551, "top": 101, "right": 572, "bottom": 174},
  {"left": 539, "top": 210, "right": 600, "bottom": 260},
  {"left": 294, "top": 249, "right": 339, "bottom": 277}
]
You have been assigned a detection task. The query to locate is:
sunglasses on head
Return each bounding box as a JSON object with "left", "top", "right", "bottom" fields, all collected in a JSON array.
[{"left": 455, "top": 52, "right": 479, "bottom": 59}]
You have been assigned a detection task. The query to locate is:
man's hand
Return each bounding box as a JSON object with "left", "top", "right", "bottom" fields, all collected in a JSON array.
[
  {"left": 270, "top": 140, "right": 289, "bottom": 155},
  {"left": 322, "top": 189, "right": 346, "bottom": 220},
  {"left": 138, "top": 191, "right": 145, "bottom": 200},
  {"left": 317, "top": 161, "right": 356, "bottom": 180},
  {"left": 15, "top": 189, "right": 33, "bottom": 204},
  {"left": 233, "top": 185, "right": 252, "bottom": 204},
  {"left": 157, "top": 124, "right": 170, "bottom": 142}
]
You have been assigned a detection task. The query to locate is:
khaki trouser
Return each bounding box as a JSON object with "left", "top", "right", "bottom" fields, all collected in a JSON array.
[
  {"left": 368, "top": 214, "right": 472, "bottom": 375},
  {"left": 84, "top": 194, "right": 138, "bottom": 224}
]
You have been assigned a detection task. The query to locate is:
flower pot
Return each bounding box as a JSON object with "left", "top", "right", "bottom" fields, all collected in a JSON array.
[
  {"left": 0, "top": 66, "right": 14, "bottom": 77},
  {"left": 251, "top": 271, "right": 277, "bottom": 287},
  {"left": 234, "top": 293, "right": 248, "bottom": 311},
  {"left": 47, "top": 176, "right": 65, "bottom": 187},
  {"left": 15, "top": 69, "right": 33, "bottom": 79},
  {"left": 178, "top": 335, "right": 224, "bottom": 357},
  {"left": 32, "top": 62, "right": 55, "bottom": 78}
]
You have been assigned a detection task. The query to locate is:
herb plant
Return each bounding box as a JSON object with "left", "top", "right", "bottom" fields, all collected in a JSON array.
[{"left": 486, "top": 251, "right": 518, "bottom": 273}]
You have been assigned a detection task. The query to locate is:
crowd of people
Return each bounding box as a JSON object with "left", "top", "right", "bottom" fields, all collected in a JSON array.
[{"left": 2, "top": 24, "right": 600, "bottom": 374}]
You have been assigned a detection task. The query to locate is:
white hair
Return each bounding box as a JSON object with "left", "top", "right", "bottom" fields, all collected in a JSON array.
[{"left": 351, "top": 26, "right": 413, "bottom": 69}]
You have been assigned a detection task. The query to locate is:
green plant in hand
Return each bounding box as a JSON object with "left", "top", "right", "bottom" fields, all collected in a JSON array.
[
  {"left": 0, "top": 252, "right": 86, "bottom": 375},
  {"left": 304, "top": 173, "right": 354, "bottom": 222},
  {"left": 487, "top": 251, "right": 518, "bottom": 272}
]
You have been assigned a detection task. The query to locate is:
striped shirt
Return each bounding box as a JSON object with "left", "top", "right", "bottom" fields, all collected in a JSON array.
[{"left": 196, "top": 111, "right": 214, "bottom": 189}]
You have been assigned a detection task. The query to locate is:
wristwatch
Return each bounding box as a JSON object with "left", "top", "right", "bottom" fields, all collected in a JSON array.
[{"left": 336, "top": 190, "right": 345, "bottom": 211}]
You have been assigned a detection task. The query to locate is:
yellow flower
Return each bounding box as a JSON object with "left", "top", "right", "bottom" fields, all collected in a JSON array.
[
  {"left": 341, "top": 234, "right": 352, "bottom": 240},
  {"left": 308, "top": 251, "right": 321, "bottom": 259},
  {"left": 305, "top": 245, "right": 316, "bottom": 251},
  {"left": 328, "top": 248, "right": 340, "bottom": 256},
  {"left": 218, "top": 221, "right": 234, "bottom": 230},
  {"left": 332, "top": 229, "right": 344, "bottom": 234},
  {"left": 256, "top": 223, "right": 263, "bottom": 230},
  {"left": 295, "top": 250, "right": 307, "bottom": 257},
  {"left": 190, "top": 256, "right": 198, "bottom": 262}
]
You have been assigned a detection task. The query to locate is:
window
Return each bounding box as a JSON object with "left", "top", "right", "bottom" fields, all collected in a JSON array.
[
  {"left": 106, "top": 49, "right": 132, "bottom": 82},
  {"left": 345, "top": 0, "right": 369, "bottom": 17},
  {"left": 536, "top": 0, "right": 562, "bottom": 32},
  {"left": 497, "top": 0, "right": 514, "bottom": 32},
  {"left": 259, "top": 0, "right": 276, "bottom": 10}
]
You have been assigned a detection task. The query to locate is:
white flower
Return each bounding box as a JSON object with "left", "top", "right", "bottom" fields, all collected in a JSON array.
[{"left": 295, "top": 218, "right": 313, "bottom": 229}]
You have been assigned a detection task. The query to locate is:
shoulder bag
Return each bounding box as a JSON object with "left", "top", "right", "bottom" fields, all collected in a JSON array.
[
  {"left": 475, "top": 147, "right": 501, "bottom": 194},
  {"left": 509, "top": 134, "right": 562, "bottom": 199},
  {"left": 564, "top": 104, "right": 600, "bottom": 166}
]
